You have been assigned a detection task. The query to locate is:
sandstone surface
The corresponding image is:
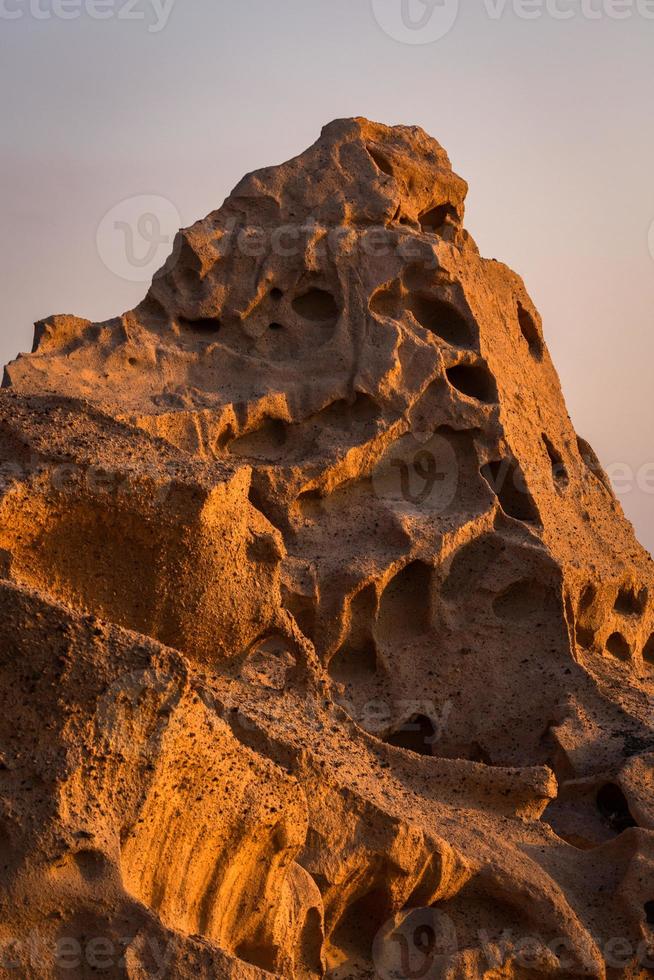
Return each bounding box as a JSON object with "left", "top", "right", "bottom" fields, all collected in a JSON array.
[{"left": 1, "top": 118, "right": 653, "bottom": 978}]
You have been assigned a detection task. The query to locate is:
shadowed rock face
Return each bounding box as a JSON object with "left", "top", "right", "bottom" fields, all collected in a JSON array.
[{"left": 1, "top": 117, "right": 653, "bottom": 979}]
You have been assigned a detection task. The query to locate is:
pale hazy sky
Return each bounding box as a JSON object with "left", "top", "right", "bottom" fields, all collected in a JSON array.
[{"left": 1, "top": 0, "right": 653, "bottom": 552}]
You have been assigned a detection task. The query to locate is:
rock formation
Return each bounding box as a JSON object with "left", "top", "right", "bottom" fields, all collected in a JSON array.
[{"left": 1, "top": 117, "right": 653, "bottom": 978}]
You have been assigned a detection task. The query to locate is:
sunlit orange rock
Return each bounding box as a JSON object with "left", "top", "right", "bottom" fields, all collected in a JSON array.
[{"left": 1, "top": 118, "right": 653, "bottom": 978}]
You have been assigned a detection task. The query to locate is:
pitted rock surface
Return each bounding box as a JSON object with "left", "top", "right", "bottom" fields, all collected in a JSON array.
[{"left": 1, "top": 118, "right": 653, "bottom": 978}]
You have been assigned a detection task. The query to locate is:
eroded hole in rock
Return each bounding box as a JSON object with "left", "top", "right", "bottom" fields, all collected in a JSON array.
[
  {"left": 643, "top": 633, "right": 654, "bottom": 665},
  {"left": 329, "top": 639, "right": 377, "bottom": 684},
  {"left": 0, "top": 823, "right": 12, "bottom": 869},
  {"left": 281, "top": 587, "right": 316, "bottom": 642},
  {"left": 542, "top": 434, "right": 569, "bottom": 489},
  {"left": 292, "top": 289, "right": 339, "bottom": 324},
  {"left": 468, "top": 742, "right": 493, "bottom": 765},
  {"left": 614, "top": 584, "right": 648, "bottom": 617},
  {"left": 377, "top": 561, "right": 432, "bottom": 641},
  {"left": 446, "top": 363, "right": 498, "bottom": 403},
  {"left": 318, "top": 392, "right": 380, "bottom": 431},
  {"left": 442, "top": 534, "right": 505, "bottom": 599},
  {"left": 330, "top": 584, "right": 378, "bottom": 684},
  {"left": 419, "top": 203, "right": 456, "bottom": 233},
  {"left": 481, "top": 459, "right": 541, "bottom": 524},
  {"left": 579, "top": 584, "right": 597, "bottom": 613},
  {"left": 492, "top": 580, "right": 548, "bottom": 622},
  {"left": 369, "top": 281, "right": 401, "bottom": 319},
  {"left": 644, "top": 901, "right": 654, "bottom": 926},
  {"left": 576, "top": 626, "right": 596, "bottom": 650},
  {"left": 179, "top": 316, "right": 222, "bottom": 333},
  {"left": 385, "top": 715, "right": 435, "bottom": 756},
  {"left": 329, "top": 887, "right": 392, "bottom": 967},
  {"left": 296, "top": 488, "right": 324, "bottom": 521},
  {"left": 229, "top": 419, "right": 288, "bottom": 460},
  {"left": 235, "top": 941, "right": 277, "bottom": 974},
  {"left": 596, "top": 783, "right": 636, "bottom": 833},
  {"left": 268, "top": 322, "right": 284, "bottom": 331},
  {"left": 517, "top": 302, "right": 543, "bottom": 359},
  {"left": 605, "top": 632, "right": 631, "bottom": 662},
  {"left": 408, "top": 294, "right": 474, "bottom": 348},
  {"left": 366, "top": 145, "right": 394, "bottom": 176},
  {"left": 577, "top": 436, "right": 613, "bottom": 494},
  {"left": 270, "top": 287, "right": 283, "bottom": 300}
]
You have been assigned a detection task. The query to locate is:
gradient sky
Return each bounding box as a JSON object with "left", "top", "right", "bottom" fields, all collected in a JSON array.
[{"left": 1, "top": 0, "right": 653, "bottom": 551}]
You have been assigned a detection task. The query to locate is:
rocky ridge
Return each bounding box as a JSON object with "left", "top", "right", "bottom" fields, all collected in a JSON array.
[{"left": 0, "top": 118, "right": 653, "bottom": 978}]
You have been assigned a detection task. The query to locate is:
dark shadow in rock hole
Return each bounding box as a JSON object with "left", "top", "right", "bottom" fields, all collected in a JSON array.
[
  {"left": 605, "top": 632, "right": 631, "bottom": 662},
  {"left": 577, "top": 436, "right": 613, "bottom": 495},
  {"left": 446, "top": 363, "right": 498, "bottom": 404},
  {"left": 330, "top": 887, "right": 392, "bottom": 964},
  {"left": 481, "top": 459, "right": 541, "bottom": 525},
  {"left": 281, "top": 586, "right": 316, "bottom": 643},
  {"left": 643, "top": 633, "right": 654, "bottom": 665},
  {"left": 542, "top": 434, "right": 569, "bottom": 489},
  {"left": 377, "top": 561, "right": 432, "bottom": 641},
  {"left": 614, "top": 584, "right": 648, "bottom": 617},
  {"left": 408, "top": 294, "right": 474, "bottom": 348},
  {"left": 385, "top": 715, "right": 436, "bottom": 757},
  {"left": 329, "top": 640, "right": 377, "bottom": 685},
  {"left": 366, "top": 145, "right": 394, "bottom": 176},
  {"left": 179, "top": 316, "right": 222, "bottom": 333},
  {"left": 292, "top": 288, "right": 339, "bottom": 324},
  {"left": 419, "top": 203, "right": 457, "bottom": 234},
  {"left": 644, "top": 901, "right": 654, "bottom": 925},
  {"left": 596, "top": 783, "right": 636, "bottom": 833},
  {"left": 229, "top": 419, "right": 288, "bottom": 460},
  {"left": 369, "top": 281, "right": 401, "bottom": 319},
  {"left": 579, "top": 584, "right": 597, "bottom": 613},
  {"left": 517, "top": 302, "right": 543, "bottom": 359}
]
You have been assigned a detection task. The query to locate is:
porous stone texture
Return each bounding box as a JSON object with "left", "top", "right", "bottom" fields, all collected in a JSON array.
[{"left": 1, "top": 118, "right": 653, "bottom": 979}]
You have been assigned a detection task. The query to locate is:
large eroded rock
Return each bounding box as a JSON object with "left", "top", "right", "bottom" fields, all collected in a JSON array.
[{"left": 1, "top": 118, "right": 653, "bottom": 978}]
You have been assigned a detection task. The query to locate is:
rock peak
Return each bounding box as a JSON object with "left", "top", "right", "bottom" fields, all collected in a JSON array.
[{"left": 1, "top": 121, "right": 653, "bottom": 979}]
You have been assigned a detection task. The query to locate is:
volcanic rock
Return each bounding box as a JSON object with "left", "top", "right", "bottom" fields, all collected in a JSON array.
[{"left": 1, "top": 118, "right": 653, "bottom": 978}]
